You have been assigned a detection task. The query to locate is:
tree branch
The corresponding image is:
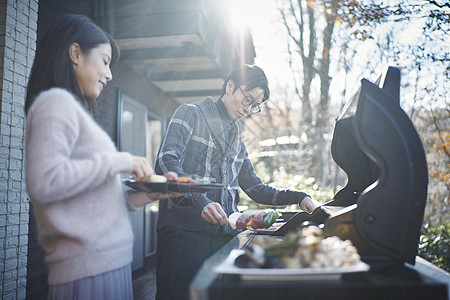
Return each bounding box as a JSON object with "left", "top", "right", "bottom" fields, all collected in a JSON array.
[{"left": 426, "top": 0, "right": 450, "bottom": 8}]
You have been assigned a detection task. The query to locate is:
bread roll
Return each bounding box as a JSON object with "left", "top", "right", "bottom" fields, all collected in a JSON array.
[{"left": 148, "top": 175, "right": 167, "bottom": 183}]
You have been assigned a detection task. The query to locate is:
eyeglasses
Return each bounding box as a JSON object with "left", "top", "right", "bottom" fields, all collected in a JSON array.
[{"left": 238, "top": 87, "right": 262, "bottom": 114}]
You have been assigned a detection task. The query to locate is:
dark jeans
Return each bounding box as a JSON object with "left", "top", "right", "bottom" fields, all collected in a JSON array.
[{"left": 155, "top": 226, "right": 232, "bottom": 300}]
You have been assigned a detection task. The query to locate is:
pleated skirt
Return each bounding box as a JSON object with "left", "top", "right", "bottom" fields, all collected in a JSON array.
[{"left": 48, "top": 264, "right": 134, "bottom": 300}]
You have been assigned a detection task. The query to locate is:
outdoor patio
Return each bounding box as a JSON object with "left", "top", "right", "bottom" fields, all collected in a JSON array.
[{"left": 133, "top": 268, "right": 157, "bottom": 300}]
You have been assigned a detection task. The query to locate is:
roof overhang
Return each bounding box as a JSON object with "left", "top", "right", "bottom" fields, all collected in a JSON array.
[{"left": 108, "top": 0, "right": 255, "bottom": 105}]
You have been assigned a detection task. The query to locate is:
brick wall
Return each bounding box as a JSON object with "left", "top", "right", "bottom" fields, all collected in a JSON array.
[{"left": 0, "top": 0, "right": 39, "bottom": 299}]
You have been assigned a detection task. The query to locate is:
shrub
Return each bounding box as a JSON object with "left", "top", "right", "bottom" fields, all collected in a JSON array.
[{"left": 418, "top": 222, "right": 450, "bottom": 272}]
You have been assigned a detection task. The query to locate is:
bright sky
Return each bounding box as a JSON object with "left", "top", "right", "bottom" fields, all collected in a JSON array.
[
  {"left": 229, "top": 0, "right": 448, "bottom": 110},
  {"left": 229, "top": 0, "right": 295, "bottom": 88}
]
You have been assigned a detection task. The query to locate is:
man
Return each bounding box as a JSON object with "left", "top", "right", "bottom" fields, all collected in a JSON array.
[{"left": 155, "top": 65, "right": 318, "bottom": 300}]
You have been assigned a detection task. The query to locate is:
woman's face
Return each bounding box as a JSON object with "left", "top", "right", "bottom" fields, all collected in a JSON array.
[{"left": 72, "top": 43, "right": 113, "bottom": 98}]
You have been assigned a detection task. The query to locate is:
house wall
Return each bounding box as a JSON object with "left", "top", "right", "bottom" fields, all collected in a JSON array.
[
  {"left": 0, "top": 1, "right": 39, "bottom": 299},
  {"left": 96, "top": 63, "right": 180, "bottom": 145},
  {"left": 0, "top": 0, "right": 254, "bottom": 298},
  {"left": 0, "top": 1, "right": 178, "bottom": 298}
]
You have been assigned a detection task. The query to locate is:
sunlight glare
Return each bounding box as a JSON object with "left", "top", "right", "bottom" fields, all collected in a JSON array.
[
  {"left": 228, "top": 0, "right": 295, "bottom": 88},
  {"left": 229, "top": 0, "right": 255, "bottom": 34}
]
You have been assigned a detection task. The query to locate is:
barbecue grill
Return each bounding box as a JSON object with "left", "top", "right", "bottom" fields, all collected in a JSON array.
[
  {"left": 257, "top": 66, "right": 428, "bottom": 265},
  {"left": 190, "top": 66, "right": 449, "bottom": 300},
  {"left": 323, "top": 66, "right": 428, "bottom": 265}
]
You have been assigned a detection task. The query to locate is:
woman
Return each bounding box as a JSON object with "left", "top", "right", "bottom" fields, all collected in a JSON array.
[{"left": 25, "top": 14, "right": 173, "bottom": 299}]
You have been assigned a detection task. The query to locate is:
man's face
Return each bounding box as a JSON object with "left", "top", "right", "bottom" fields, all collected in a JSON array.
[{"left": 222, "top": 80, "right": 265, "bottom": 121}]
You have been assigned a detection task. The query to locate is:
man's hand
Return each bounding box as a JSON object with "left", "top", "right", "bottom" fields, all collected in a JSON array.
[
  {"left": 201, "top": 203, "right": 228, "bottom": 225},
  {"left": 300, "top": 196, "right": 319, "bottom": 213},
  {"left": 146, "top": 192, "right": 185, "bottom": 201}
]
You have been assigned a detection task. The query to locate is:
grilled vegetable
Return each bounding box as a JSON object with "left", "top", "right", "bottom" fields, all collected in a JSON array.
[
  {"left": 229, "top": 210, "right": 280, "bottom": 230},
  {"left": 263, "top": 211, "right": 281, "bottom": 228},
  {"left": 263, "top": 226, "right": 361, "bottom": 268}
]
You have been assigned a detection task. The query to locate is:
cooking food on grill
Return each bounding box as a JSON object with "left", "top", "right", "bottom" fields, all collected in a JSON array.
[
  {"left": 229, "top": 210, "right": 281, "bottom": 230},
  {"left": 229, "top": 213, "right": 251, "bottom": 230},
  {"left": 238, "top": 226, "right": 361, "bottom": 269}
]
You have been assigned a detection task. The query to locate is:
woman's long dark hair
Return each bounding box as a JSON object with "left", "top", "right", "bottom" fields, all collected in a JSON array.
[{"left": 25, "top": 14, "right": 119, "bottom": 115}]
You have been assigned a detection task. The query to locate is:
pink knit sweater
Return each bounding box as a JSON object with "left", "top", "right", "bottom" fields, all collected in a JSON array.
[{"left": 25, "top": 88, "right": 151, "bottom": 284}]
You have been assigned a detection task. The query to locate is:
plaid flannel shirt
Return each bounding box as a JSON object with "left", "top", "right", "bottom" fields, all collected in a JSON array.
[{"left": 155, "top": 97, "right": 308, "bottom": 235}]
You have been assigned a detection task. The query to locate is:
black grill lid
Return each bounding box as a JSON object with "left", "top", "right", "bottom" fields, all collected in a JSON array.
[{"left": 326, "top": 66, "right": 428, "bottom": 264}]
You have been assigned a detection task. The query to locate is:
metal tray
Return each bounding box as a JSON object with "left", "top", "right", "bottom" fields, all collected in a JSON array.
[
  {"left": 247, "top": 224, "right": 286, "bottom": 234},
  {"left": 213, "top": 249, "right": 370, "bottom": 281},
  {"left": 124, "top": 179, "right": 224, "bottom": 194}
]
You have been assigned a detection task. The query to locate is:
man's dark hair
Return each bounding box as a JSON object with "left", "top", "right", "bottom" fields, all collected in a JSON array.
[
  {"left": 25, "top": 14, "right": 120, "bottom": 115},
  {"left": 221, "top": 64, "right": 270, "bottom": 102}
]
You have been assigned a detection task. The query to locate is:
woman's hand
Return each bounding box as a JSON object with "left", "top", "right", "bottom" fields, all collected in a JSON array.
[
  {"left": 300, "top": 196, "right": 319, "bottom": 213},
  {"left": 130, "top": 155, "right": 153, "bottom": 181},
  {"left": 201, "top": 202, "right": 228, "bottom": 225},
  {"left": 145, "top": 172, "right": 184, "bottom": 201}
]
